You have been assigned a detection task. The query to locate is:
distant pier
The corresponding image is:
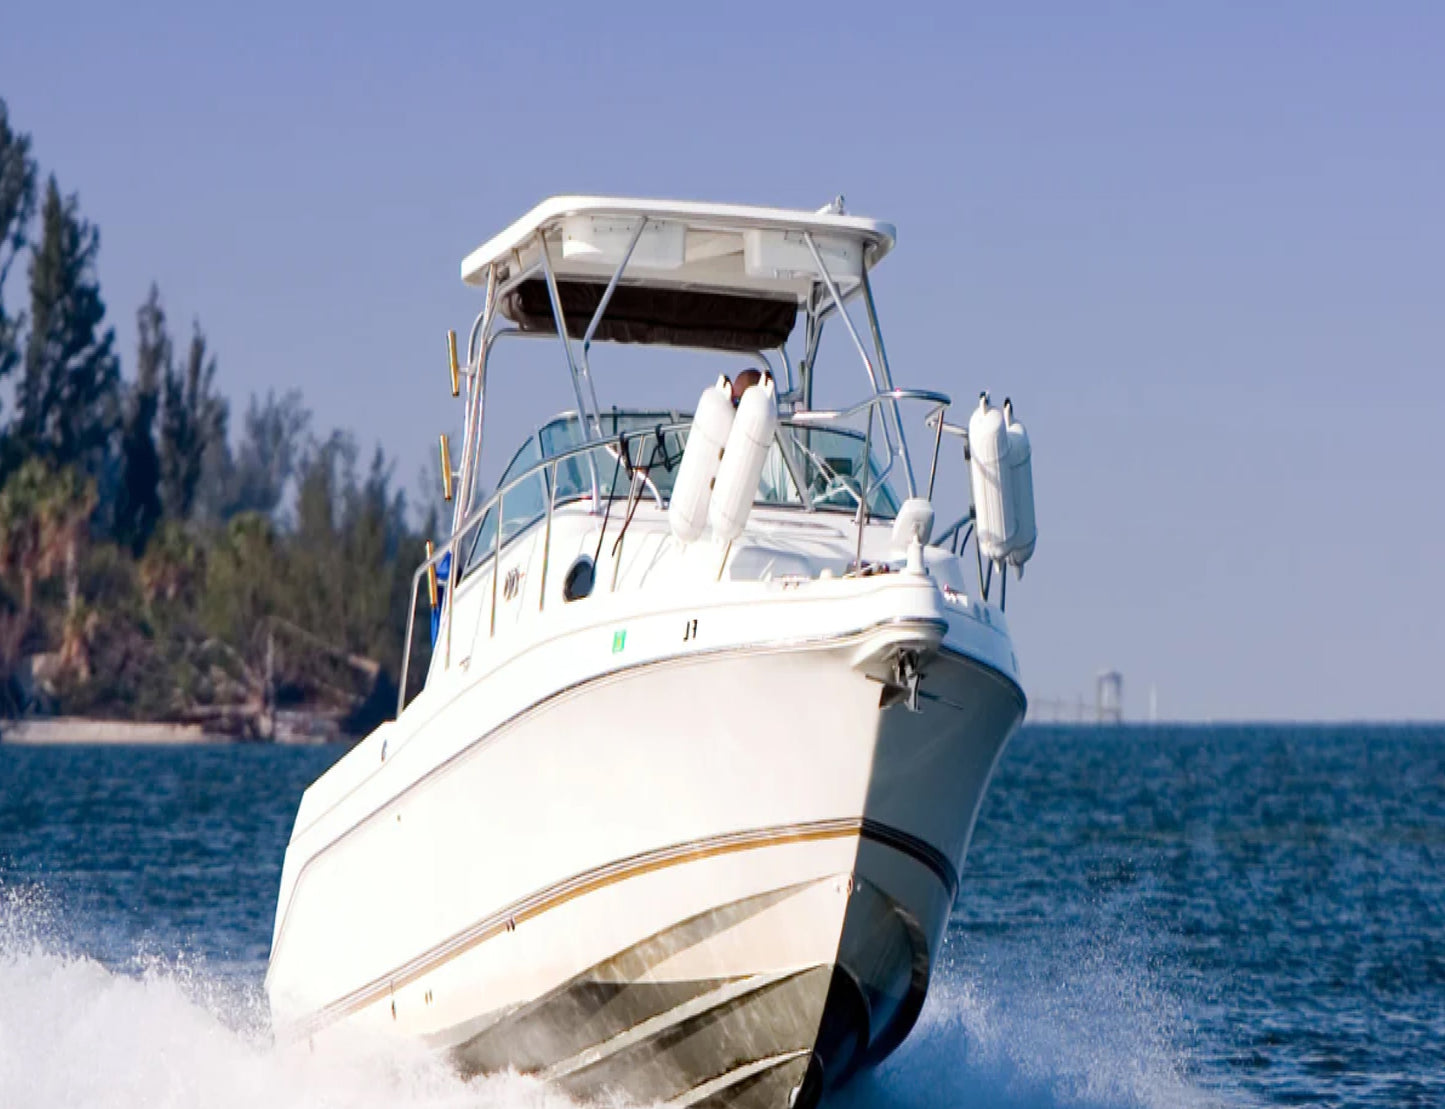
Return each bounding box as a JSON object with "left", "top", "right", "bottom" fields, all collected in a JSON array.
[{"left": 1027, "top": 670, "right": 1146, "bottom": 724}]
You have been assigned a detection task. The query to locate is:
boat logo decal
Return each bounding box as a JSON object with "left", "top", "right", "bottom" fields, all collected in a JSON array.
[
  {"left": 503, "top": 567, "right": 523, "bottom": 601},
  {"left": 611, "top": 629, "right": 627, "bottom": 653},
  {"left": 682, "top": 618, "right": 698, "bottom": 642}
]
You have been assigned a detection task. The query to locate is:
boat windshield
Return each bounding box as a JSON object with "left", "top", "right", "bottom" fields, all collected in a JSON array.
[
  {"left": 538, "top": 412, "right": 900, "bottom": 517},
  {"left": 463, "top": 410, "right": 900, "bottom": 575}
]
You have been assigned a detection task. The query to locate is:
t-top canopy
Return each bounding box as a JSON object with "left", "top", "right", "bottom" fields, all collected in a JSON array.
[
  {"left": 460, "top": 196, "right": 897, "bottom": 302},
  {"left": 499, "top": 278, "right": 801, "bottom": 353}
]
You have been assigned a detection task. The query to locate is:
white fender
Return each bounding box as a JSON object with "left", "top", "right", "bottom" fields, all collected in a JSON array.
[
  {"left": 968, "top": 393, "right": 1016, "bottom": 564},
  {"left": 709, "top": 376, "right": 778, "bottom": 543},
  {"left": 668, "top": 376, "right": 736, "bottom": 543},
  {"left": 1003, "top": 398, "right": 1036, "bottom": 574}
]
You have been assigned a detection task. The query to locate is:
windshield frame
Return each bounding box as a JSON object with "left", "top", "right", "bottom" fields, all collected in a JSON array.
[
  {"left": 460, "top": 406, "right": 905, "bottom": 579},
  {"left": 526, "top": 409, "right": 902, "bottom": 518}
]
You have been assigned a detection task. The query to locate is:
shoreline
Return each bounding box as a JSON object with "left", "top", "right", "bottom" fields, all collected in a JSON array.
[
  {"left": 5, "top": 717, "right": 1437, "bottom": 747},
  {"left": 0, "top": 718, "right": 225, "bottom": 746},
  {"left": 0, "top": 716, "right": 353, "bottom": 746}
]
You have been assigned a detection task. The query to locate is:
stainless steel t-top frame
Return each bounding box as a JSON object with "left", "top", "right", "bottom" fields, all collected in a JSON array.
[{"left": 452, "top": 207, "right": 923, "bottom": 533}]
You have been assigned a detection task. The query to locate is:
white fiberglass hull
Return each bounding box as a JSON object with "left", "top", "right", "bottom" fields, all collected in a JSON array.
[{"left": 268, "top": 576, "right": 1024, "bottom": 1106}]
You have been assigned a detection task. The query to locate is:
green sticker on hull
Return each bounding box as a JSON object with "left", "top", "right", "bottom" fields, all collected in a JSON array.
[{"left": 612, "top": 630, "right": 627, "bottom": 653}]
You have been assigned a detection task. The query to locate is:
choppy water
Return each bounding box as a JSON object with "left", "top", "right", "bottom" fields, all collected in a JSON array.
[{"left": 1, "top": 725, "right": 1442, "bottom": 1108}]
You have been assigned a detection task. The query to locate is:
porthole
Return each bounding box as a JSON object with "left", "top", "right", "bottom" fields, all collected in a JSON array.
[{"left": 563, "top": 555, "right": 596, "bottom": 602}]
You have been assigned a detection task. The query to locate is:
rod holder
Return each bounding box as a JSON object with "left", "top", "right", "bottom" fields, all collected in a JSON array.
[
  {"left": 439, "top": 434, "right": 454, "bottom": 502},
  {"left": 425, "top": 540, "right": 439, "bottom": 607},
  {"left": 446, "top": 330, "right": 460, "bottom": 397}
]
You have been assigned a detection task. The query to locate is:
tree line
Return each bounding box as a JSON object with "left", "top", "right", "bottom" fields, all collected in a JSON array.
[{"left": 0, "top": 97, "right": 434, "bottom": 735}]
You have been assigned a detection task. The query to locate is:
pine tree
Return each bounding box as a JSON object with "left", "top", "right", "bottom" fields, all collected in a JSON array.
[
  {"left": 193, "top": 389, "right": 311, "bottom": 523},
  {"left": 18, "top": 177, "right": 120, "bottom": 480},
  {"left": 220, "top": 389, "right": 310, "bottom": 518},
  {"left": 0, "top": 98, "right": 38, "bottom": 418},
  {"left": 115, "top": 284, "right": 168, "bottom": 553},
  {"left": 159, "top": 320, "right": 227, "bottom": 521}
]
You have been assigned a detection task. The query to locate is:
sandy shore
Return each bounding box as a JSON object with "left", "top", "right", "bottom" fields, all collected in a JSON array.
[{"left": 0, "top": 718, "right": 228, "bottom": 745}]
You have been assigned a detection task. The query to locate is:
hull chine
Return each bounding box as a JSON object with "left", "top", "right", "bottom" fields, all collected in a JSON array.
[{"left": 269, "top": 608, "right": 1024, "bottom": 1108}]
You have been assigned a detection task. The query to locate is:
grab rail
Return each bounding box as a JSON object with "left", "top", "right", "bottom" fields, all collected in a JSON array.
[
  {"left": 791, "top": 389, "right": 951, "bottom": 566},
  {"left": 791, "top": 388, "right": 950, "bottom": 500},
  {"left": 397, "top": 388, "right": 956, "bottom": 716},
  {"left": 398, "top": 420, "right": 694, "bottom": 713}
]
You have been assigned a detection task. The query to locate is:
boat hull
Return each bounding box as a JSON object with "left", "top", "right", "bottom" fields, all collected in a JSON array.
[{"left": 268, "top": 617, "right": 1023, "bottom": 1106}]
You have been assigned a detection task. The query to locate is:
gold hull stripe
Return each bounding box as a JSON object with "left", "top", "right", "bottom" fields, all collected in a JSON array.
[
  {"left": 288, "top": 816, "right": 956, "bottom": 1040},
  {"left": 303, "top": 618, "right": 951, "bottom": 857},
  {"left": 269, "top": 616, "right": 960, "bottom": 960}
]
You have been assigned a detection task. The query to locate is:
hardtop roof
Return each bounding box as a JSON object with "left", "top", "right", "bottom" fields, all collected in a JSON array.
[{"left": 460, "top": 195, "right": 896, "bottom": 300}]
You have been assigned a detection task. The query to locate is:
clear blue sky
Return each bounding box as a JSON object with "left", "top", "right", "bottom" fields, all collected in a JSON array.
[{"left": 3, "top": 3, "right": 1441, "bottom": 720}]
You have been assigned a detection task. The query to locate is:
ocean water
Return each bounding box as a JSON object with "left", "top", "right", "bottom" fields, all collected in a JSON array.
[{"left": 1, "top": 725, "right": 1442, "bottom": 1108}]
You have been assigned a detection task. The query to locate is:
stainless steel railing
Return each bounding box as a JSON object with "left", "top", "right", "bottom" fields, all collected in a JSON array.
[
  {"left": 792, "top": 388, "right": 951, "bottom": 570},
  {"left": 398, "top": 421, "right": 694, "bottom": 713},
  {"left": 397, "top": 389, "right": 957, "bottom": 716}
]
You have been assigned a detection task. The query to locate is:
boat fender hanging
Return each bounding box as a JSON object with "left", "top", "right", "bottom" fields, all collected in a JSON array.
[
  {"left": 1002, "top": 398, "right": 1036, "bottom": 575},
  {"left": 709, "top": 375, "right": 778, "bottom": 543},
  {"left": 668, "top": 376, "right": 736, "bottom": 543},
  {"left": 967, "top": 392, "right": 1016, "bottom": 565}
]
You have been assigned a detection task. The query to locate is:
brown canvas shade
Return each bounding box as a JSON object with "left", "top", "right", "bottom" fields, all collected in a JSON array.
[{"left": 500, "top": 278, "right": 798, "bottom": 354}]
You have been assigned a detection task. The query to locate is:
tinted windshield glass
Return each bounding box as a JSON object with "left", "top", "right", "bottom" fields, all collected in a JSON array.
[
  {"left": 541, "top": 411, "right": 688, "bottom": 505},
  {"left": 463, "top": 434, "right": 548, "bottom": 575},
  {"left": 465, "top": 411, "right": 900, "bottom": 574},
  {"left": 777, "top": 425, "right": 899, "bottom": 517},
  {"left": 537, "top": 413, "right": 898, "bottom": 518}
]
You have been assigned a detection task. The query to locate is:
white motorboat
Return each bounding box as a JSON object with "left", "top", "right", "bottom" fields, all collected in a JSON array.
[{"left": 266, "top": 196, "right": 1038, "bottom": 1108}]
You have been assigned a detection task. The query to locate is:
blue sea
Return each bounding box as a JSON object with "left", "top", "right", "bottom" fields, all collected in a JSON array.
[{"left": 1, "top": 725, "right": 1441, "bottom": 1108}]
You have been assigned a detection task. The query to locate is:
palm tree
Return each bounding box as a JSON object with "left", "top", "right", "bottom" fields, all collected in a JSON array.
[{"left": 0, "top": 459, "right": 96, "bottom": 707}]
